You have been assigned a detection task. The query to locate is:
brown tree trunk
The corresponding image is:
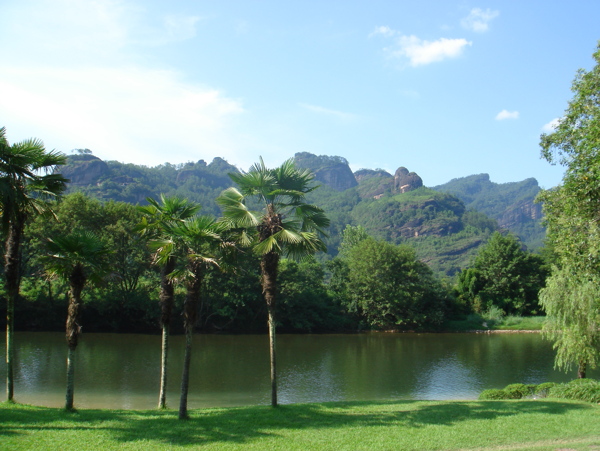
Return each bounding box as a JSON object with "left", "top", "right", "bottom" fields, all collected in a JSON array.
[
  {"left": 577, "top": 360, "right": 587, "bottom": 379},
  {"left": 158, "top": 257, "right": 176, "bottom": 409},
  {"left": 65, "top": 266, "right": 85, "bottom": 411},
  {"left": 4, "top": 216, "right": 24, "bottom": 402},
  {"left": 261, "top": 251, "right": 279, "bottom": 407},
  {"left": 179, "top": 262, "right": 202, "bottom": 420}
]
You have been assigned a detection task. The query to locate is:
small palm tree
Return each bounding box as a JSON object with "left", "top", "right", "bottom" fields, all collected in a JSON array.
[
  {"left": 217, "top": 158, "right": 329, "bottom": 406},
  {"left": 41, "top": 230, "right": 110, "bottom": 410},
  {"left": 0, "top": 127, "right": 67, "bottom": 401},
  {"left": 137, "top": 194, "right": 201, "bottom": 409},
  {"left": 154, "top": 216, "right": 224, "bottom": 419}
]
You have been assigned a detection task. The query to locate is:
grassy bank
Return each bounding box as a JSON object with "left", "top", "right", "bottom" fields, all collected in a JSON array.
[
  {"left": 443, "top": 315, "right": 546, "bottom": 332},
  {"left": 1, "top": 399, "right": 598, "bottom": 450}
]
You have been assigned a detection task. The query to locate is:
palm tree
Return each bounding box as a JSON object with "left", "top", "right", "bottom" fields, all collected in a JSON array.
[
  {"left": 217, "top": 158, "right": 329, "bottom": 406},
  {"left": 137, "top": 195, "right": 201, "bottom": 409},
  {"left": 154, "top": 216, "right": 224, "bottom": 419},
  {"left": 41, "top": 231, "right": 110, "bottom": 410},
  {"left": 0, "top": 127, "right": 67, "bottom": 401}
]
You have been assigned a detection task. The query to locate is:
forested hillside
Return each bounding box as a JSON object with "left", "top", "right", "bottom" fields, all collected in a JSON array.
[
  {"left": 59, "top": 151, "right": 544, "bottom": 276},
  {"left": 433, "top": 174, "right": 544, "bottom": 249}
]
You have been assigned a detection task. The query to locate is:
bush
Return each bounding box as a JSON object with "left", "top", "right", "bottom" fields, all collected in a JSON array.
[
  {"left": 478, "top": 389, "right": 507, "bottom": 400},
  {"left": 479, "top": 383, "right": 546, "bottom": 400},
  {"left": 549, "top": 379, "right": 600, "bottom": 403},
  {"left": 504, "top": 383, "right": 535, "bottom": 399},
  {"left": 533, "top": 382, "right": 555, "bottom": 398}
]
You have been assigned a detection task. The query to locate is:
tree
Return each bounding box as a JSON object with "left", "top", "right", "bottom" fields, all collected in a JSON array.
[
  {"left": 455, "top": 232, "right": 548, "bottom": 315},
  {"left": 537, "top": 42, "right": 600, "bottom": 376},
  {"left": 153, "top": 215, "right": 223, "bottom": 419},
  {"left": 41, "top": 231, "right": 110, "bottom": 409},
  {"left": 0, "top": 127, "right": 67, "bottom": 401},
  {"left": 539, "top": 267, "right": 600, "bottom": 378},
  {"left": 217, "top": 158, "right": 329, "bottom": 406},
  {"left": 137, "top": 195, "right": 201, "bottom": 409},
  {"left": 344, "top": 237, "right": 447, "bottom": 330}
]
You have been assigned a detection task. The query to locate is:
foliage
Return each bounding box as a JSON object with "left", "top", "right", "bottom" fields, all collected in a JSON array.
[
  {"left": 539, "top": 267, "right": 600, "bottom": 376},
  {"left": 455, "top": 232, "right": 548, "bottom": 315},
  {"left": 341, "top": 237, "right": 449, "bottom": 330},
  {"left": 549, "top": 378, "right": 600, "bottom": 403}
]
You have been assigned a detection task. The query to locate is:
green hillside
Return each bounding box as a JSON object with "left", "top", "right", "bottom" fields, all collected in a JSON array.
[{"left": 57, "top": 151, "right": 539, "bottom": 276}]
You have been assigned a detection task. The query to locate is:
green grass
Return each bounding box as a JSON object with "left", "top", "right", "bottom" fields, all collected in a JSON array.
[
  {"left": 1, "top": 399, "right": 599, "bottom": 450},
  {"left": 443, "top": 315, "right": 546, "bottom": 332}
]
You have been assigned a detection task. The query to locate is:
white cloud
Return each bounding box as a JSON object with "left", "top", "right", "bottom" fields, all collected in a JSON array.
[
  {"left": 299, "top": 103, "right": 357, "bottom": 121},
  {"left": 370, "top": 25, "right": 396, "bottom": 38},
  {"left": 495, "top": 110, "right": 520, "bottom": 120},
  {"left": 461, "top": 8, "right": 499, "bottom": 33},
  {"left": 389, "top": 35, "right": 472, "bottom": 67},
  {"left": 542, "top": 118, "right": 561, "bottom": 132},
  {"left": 0, "top": 66, "right": 244, "bottom": 165},
  {"left": 372, "top": 27, "right": 472, "bottom": 67}
]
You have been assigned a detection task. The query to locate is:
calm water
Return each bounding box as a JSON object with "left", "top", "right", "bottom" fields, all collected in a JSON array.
[{"left": 4, "top": 331, "right": 594, "bottom": 409}]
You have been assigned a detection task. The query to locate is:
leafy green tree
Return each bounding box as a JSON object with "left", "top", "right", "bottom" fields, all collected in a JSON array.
[
  {"left": 456, "top": 232, "right": 548, "bottom": 315},
  {"left": 137, "top": 195, "right": 201, "bottom": 409},
  {"left": 537, "top": 42, "right": 600, "bottom": 376},
  {"left": 0, "top": 127, "right": 67, "bottom": 401},
  {"left": 539, "top": 267, "right": 600, "bottom": 378},
  {"left": 217, "top": 158, "right": 329, "bottom": 406},
  {"left": 41, "top": 231, "right": 110, "bottom": 410},
  {"left": 153, "top": 216, "right": 223, "bottom": 419},
  {"left": 344, "top": 237, "right": 447, "bottom": 330}
]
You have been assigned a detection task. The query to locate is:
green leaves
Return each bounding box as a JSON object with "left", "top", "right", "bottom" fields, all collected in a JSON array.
[{"left": 217, "top": 157, "right": 329, "bottom": 260}]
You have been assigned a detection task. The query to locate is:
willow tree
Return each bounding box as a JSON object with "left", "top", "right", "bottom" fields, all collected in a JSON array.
[
  {"left": 539, "top": 267, "right": 600, "bottom": 378},
  {"left": 217, "top": 158, "right": 329, "bottom": 406},
  {"left": 0, "top": 127, "right": 67, "bottom": 401},
  {"left": 137, "top": 195, "right": 200, "bottom": 409},
  {"left": 41, "top": 231, "right": 110, "bottom": 410},
  {"left": 538, "top": 42, "right": 600, "bottom": 376}
]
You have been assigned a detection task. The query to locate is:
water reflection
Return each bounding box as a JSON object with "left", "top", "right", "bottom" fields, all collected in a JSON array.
[{"left": 2, "top": 331, "right": 596, "bottom": 409}]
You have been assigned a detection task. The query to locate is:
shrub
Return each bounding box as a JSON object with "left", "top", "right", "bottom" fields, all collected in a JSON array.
[
  {"left": 533, "top": 382, "right": 555, "bottom": 398},
  {"left": 549, "top": 379, "right": 600, "bottom": 403},
  {"left": 478, "top": 389, "right": 508, "bottom": 400},
  {"left": 504, "top": 383, "right": 534, "bottom": 399}
]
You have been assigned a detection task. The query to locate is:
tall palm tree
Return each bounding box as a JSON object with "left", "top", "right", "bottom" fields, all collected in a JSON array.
[
  {"left": 137, "top": 195, "right": 200, "bottom": 409},
  {"left": 41, "top": 230, "right": 110, "bottom": 410},
  {"left": 217, "top": 158, "right": 329, "bottom": 406},
  {"left": 154, "top": 216, "right": 224, "bottom": 419},
  {"left": 0, "top": 127, "right": 67, "bottom": 401}
]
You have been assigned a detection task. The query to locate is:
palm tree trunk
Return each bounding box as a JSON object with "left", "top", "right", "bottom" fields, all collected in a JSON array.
[
  {"left": 267, "top": 305, "right": 277, "bottom": 407},
  {"left": 4, "top": 217, "right": 24, "bottom": 402},
  {"left": 65, "top": 272, "right": 84, "bottom": 411},
  {"left": 179, "top": 262, "right": 202, "bottom": 420},
  {"left": 158, "top": 324, "right": 170, "bottom": 409},
  {"left": 261, "top": 251, "right": 279, "bottom": 407},
  {"left": 65, "top": 346, "right": 76, "bottom": 410},
  {"left": 179, "top": 325, "right": 193, "bottom": 419},
  {"left": 158, "top": 258, "right": 175, "bottom": 409}
]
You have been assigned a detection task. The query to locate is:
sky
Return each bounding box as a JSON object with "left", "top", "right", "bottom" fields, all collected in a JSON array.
[{"left": 1, "top": 0, "right": 598, "bottom": 189}]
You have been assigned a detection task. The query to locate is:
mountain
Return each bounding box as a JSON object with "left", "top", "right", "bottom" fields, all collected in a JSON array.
[
  {"left": 56, "top": 151, "right": 543, "bottom": 276},
  {"left": 60, "top": 152, "right": 238, "bottom": 216},
  {"left": 432, "top": 174, "right": 544, "bottom": 249}
]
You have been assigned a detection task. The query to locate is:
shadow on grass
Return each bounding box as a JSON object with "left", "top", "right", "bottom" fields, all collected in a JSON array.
[{"left": 0, "top": 399, "right": 594, "bottom": 447}]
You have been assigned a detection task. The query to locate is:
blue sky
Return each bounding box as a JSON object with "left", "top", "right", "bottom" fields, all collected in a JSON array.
[{"left": 1, "top": 0, "right": 598, "bottom": 188}]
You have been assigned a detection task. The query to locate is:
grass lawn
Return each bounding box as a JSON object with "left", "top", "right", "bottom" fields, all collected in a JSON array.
[{"left": 1, "top": 399, "right": 599, "bottom": 450}]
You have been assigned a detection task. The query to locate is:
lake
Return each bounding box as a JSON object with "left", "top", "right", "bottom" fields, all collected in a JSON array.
[{"left": 4, "top": 331, "right": 593, "bottom": 409}]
